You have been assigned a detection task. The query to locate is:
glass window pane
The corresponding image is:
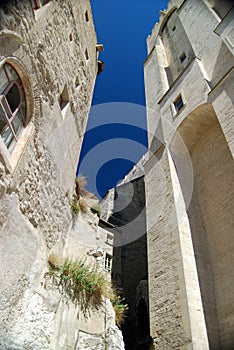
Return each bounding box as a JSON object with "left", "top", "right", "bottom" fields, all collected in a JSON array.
[
  {"left": 6, "top": 83, "right": 21, "bottom": 113},
  {"left": 0, "top": 104, "right": 8, "bottom": 133},
  {"left": 0, "top": 68, "right": 9, "bottom": 93},
  {"left": 1, "top": 97, "right": 12, "bottom": 119},
  {"left": 4, "top": 63, "right": 21, "bottom": 85},
  {"left": 12, "top": 111, "right": 23, "bottom": 137},
  {"left": 20, "top": 93, "right": 27, "bottom": 122},
  {"left": 1, "top": 125, "right": 15, "bottom": 149}
]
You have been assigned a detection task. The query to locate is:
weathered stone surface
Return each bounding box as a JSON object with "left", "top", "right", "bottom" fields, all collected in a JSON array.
[
  {"left": 0, "top": 1, "right": 125, "bottom": 349},
  {"left": 77, "top": 332, "right": 105, "bottom": 350},
  {"left": 144, "top": 1, "right": 234, "bottom": 349}
]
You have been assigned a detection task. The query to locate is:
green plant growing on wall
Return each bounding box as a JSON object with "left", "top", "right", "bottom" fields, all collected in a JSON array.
[
  {"left": 109, "top": 291, "right": 129, "bottom": 326},
  {"left": 70, "top": 196, "right": 80, "bottom": 217},
  {"left": 70, "top": 197, "right": 88, "bottom": 217},
  {"left": 48, "top": 256, "right": 108, "bottom": 312},
  {"left": 47, "top": 255, "right": 128, "bottom": 325},
  {"left": 90, "top": 203, "right": 101, "bottom": 217}
]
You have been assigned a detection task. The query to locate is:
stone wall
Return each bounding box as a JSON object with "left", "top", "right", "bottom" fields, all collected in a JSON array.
[
  {"left": 0, "top": 1, "right": 125, "bottom": 348},
  {"left": 104, "top": 176, "right": 149, "bottom": 350},
  {"left": 144, "top": 0, "right": 234, "bottom": 349}
]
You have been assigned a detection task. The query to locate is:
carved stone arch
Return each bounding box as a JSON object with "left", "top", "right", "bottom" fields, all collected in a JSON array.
[
  {"left": 170, "top": 102, "right": 234, "bottom": 349},
  {"left": 159, "top": 6, "right": 178, "bottom": 34}
]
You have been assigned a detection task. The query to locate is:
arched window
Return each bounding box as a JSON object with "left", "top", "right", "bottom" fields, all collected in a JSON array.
[{"left": 0, "top": 63, "right": 27, "bottom": 152}]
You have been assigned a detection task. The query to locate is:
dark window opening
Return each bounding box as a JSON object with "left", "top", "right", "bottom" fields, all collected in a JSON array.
[
  {"left": 174, "top": 94, "right": 184, "bottom": 113},
  {"left": 172, "top": 25, "right": 176, "bottom": 31},
  {"left": 6, "top": 83, "right": 21, "bottom": 112},
  {"left": 59, "top": 85, "right": 69, "bottom": 110},
  {"left": 180, "top": 52, "right": 186, "bottom": 63},
  {"left": 75, "top": 77, "right": 80, "bottom": 88},
  {"left": 85, "top": 10, "right": 89, "bottom": 22},
  {"left": 85, "top": 49, "right": 89, "bottom": 60}
]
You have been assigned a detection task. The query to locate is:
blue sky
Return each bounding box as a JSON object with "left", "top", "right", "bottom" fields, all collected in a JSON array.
[{"left": 78, "top": 0, "right": 168, "bottom": 198}]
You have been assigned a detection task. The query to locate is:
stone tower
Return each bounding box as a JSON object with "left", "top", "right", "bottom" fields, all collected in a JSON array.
[{"left": 144, "top": 0, "right": 234, "bottom": 349}]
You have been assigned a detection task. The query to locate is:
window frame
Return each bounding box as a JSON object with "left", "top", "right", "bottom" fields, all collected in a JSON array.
[
  {"left": 173, "top": 94, "right": 184, "bottom": 113},
  {"left": 104, "top": 253, "right": 112, "bottom": 272},
  {"left": 0, "top": 63, "right": 27, "bottom": 152}
]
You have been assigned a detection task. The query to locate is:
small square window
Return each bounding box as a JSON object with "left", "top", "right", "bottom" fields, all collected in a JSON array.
[
  {"left": 104, "top": 253, "right": 112, "bottom": 272},
  {"left": 106, "top": 233, "right": 113, "bottom": 245},
  {"left": 173, "top": 94, "right": 184, "bottom": 113},
  {"left": 180, "top": 52, "right": 186, "bottom": 63}
]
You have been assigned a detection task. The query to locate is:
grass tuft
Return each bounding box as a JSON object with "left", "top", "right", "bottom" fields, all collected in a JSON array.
[
  {"left": 70, "top": 196, "right": 80, "bottom": 217},
  {"left": 47, "top": 256, "right": 128, "bottom": 325},
  {"left": 79, "top": 198, "right": 88, "bottom": 213}
]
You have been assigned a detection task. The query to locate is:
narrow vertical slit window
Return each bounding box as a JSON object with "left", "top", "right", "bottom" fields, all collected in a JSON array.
[
  {"left": 85, "top": 10, "right": 89, "bottom": 22},
  {"left": 75, "top": 77, "right": 80, "bottom": 88},
  {"left": 85, "top": 49, "right": 89, "bottom": 60}
]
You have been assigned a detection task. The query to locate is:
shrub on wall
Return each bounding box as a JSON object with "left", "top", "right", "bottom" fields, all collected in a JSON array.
[{"left": 47, "top": 255, "right": 128, "bottom": 325}]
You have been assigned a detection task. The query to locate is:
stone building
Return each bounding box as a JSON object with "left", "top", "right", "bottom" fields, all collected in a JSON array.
[
  {"left": 0, "top": 1, "right": 124, "bottom": 349},
  {"left": 100, "top": 156, "right": 150, "bottom": 350},
  {"left": 144, "top": 0, "right": 234, "bottom": 349}
]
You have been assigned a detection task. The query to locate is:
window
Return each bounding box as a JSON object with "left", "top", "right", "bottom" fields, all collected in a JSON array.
[
  {"left": 59, "top": 85, "right": 69, "bottom": 110},
  {"left": 179, "top": 52, "right": 186, "bottom": 63},
  {"left": 0, "top": 63, "right": 26, "bottom": 152},
  {"left": 75, "top": 76, "right": 80, "bottom": 88},
  {"left": 85, "top": 10, "right": 89, "bottom": 22},
  {"left": 85, "top": 49, "right": 89, "bottom": 60},
  {"left": 173, "top": 94, "right": 184, "bottom": 113},
  {"left": 104, "top": 253, "right": 112, "bottom": 272}
]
